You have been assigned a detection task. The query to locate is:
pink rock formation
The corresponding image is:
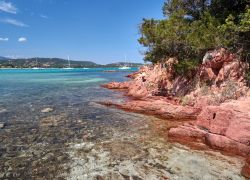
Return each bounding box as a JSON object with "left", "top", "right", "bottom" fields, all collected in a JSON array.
[
  {"left": 103, "top": 58, "right": 191, "bottom": 98},
  {"left": 170, "top": 97, "right": 250, "bottom": 147},
  {"left": 102, "top": 48, "right": 250, "bottom": 177},
  {"left": 169, "top": 97, "right": 250, "bottom": 178},
  {"left": 101, "top": 98, "right": 200, "bottom": 121},
  {"left": 101, "top": 81, "right": 130, "bottom": 90},
  {"left": 104, "top": 49, "right": 249, "bottom": 103},
  {"left": 200, "top": 48, "right": 248, "bottom": 86}
]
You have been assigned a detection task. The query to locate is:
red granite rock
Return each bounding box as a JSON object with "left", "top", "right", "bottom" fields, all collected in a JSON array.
[
  {"left": 101, "top": 98, "right": 200, "bottom": 121},
  {"left": 101, "top": 81, "right": 130, "bottom": 90},
  {"left": 168, "top": 125, "right": 206, "bottom": 144},
  {"left": 200, "top": 48, "right": 249, "bottom": 85},
  {"left": 242, "top": 157, "right": 250, "bottom": 178},
  {"left": 102, "top": 48, "right": 250, "bottom": 177},
  {"left": 205, "top": 133, "right": 250, "bottom": 157},
  {"left": 169, "top": 98, "right": 250, "bottom": 156}
]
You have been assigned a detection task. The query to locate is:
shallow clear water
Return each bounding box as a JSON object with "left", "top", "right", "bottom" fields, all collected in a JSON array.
[
  {"left": 0, "top": 68, "right": 244, "bottom": 180},
  {"left": 0, "top": 68, "right": 134, "bottom": 116}
]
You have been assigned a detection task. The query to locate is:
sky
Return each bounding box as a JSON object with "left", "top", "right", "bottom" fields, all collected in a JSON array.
[{"left": 0, "top": 0, "right": 165, "bottom": 64}]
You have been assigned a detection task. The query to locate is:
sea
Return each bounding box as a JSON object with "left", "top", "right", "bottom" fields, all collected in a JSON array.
[{"left": 0, "top": 68, "right": 244, "bottom": 179}]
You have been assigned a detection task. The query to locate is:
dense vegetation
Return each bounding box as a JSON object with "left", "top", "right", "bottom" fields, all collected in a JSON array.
[{"left": 138, "top": 0, "right": 250, "bottom": 64}]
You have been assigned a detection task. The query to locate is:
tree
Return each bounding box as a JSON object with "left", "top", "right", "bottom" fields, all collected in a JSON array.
[
  {"left": 219, "top": 8, "right": 250, "bottom": 59},
  {"left": 138, "top": 10, "right": 193, "bottom": 63},
  {"left": 138, "top": 0, "right": 250, "bottom": 65},
  {"left": 163, "top": 0, "right": 210, "bottom": 20},
  {"left": 187, "top": 11, "right": 223, "bottom": 54},
  {"left": 209, "top": 0, "right": 249, "bottom": 23}
]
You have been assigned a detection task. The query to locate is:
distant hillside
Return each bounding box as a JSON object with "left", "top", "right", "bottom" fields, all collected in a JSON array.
[
  {"left": 0, "top": 56, "right": 9, "bottom": 60},
  {"left": 0, "top": 58, "right": 99, "bottom": 68},
  {"left": 0, "top": 58, "right": 143, "bottom": 68},
  {"left": 105, "top": 62, "right": 143, "bottom": 67}
]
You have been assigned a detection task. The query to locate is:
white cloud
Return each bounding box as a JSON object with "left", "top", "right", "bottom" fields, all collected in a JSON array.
[
  {"left": 40, "top": 14, "right": 48, "bottom": 19},
  {"left": 0, "top": 1, "right": 17, "bottom": 14},
  {"left": 5, "top": 55, "right": 26, "bottom": 59},
  {"left": 18, "top": 37, "right": 27, "bottom": 42},
  {"left": 0, "top": 37, "right": 8, "bottom": 41},
  {"left": 0, "top": 18, "right": 29, "bottom": 27}
]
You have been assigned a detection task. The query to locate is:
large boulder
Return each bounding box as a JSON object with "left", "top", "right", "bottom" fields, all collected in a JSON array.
[
  {"left": 200, "top": 48, "right": 248, "bottom": 86},
  {"left": 204, "top": 133, "right": 250, "bottom": 157},
  {"left": 169, "top": 97, "right": 250, "bottom": 157},
  {"left": 197, "top": 98, "right": 250, "bottom": 147},
  {"left": 169, "top": 98, "right": 250, "bottom": 178}
]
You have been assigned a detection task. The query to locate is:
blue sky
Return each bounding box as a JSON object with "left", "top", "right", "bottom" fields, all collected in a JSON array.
[{"left": 0, "top": 0, "right": 165, "bottom": 64}]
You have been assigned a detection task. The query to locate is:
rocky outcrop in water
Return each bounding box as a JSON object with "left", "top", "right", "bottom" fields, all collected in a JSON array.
[
  {"left": 102, "top": 48, "right": 250, "bottom": 178},
  {"left": 101, "top": 97, "right": 200, "bottom": 121},
  {"left": 169, "top": 98, "right": 250, "bottom": 156},
  {"left": 103, "top": 58, "right": 186, "bottom": 98}
]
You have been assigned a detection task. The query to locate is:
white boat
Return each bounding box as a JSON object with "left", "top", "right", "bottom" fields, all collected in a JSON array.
[
  {"left": 63, "top": 56, "right": 73, "bottom": 69},
  {"left": 32, "top": 58, "right": 43, "bottom": 69},
  {"left": 118, "top": 54, "right": 131, "bottom": 70},
  {"left": 118, "top": 66, "right": 131, "bottom": 70}
]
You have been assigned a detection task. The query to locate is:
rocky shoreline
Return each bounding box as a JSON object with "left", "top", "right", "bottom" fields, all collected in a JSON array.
[{"left": 102, "top": 48, "right": 250, "bottom": 178}]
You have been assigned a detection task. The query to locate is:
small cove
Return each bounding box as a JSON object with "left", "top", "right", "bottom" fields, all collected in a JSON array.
[{"left": 0, "top": 69, "right": 244, "bottom": 179}]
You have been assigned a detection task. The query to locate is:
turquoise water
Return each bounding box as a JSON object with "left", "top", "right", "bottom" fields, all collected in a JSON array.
[
  {"left": 0, "top": 68, "right": 137, "bottom": 122},
  {"left": 0, "top": 68, "right": 140, "bottom": 179}
]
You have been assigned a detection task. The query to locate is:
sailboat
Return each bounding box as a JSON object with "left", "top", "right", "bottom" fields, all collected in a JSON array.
[
  {"left": 119, "top": 54, "right": 131, "bottom": 70},
  {"left": 32, "top": 58, "right": 40, "bottom": 69},
  {"left": 63, "top": 56, "right": 73, "bottom": 69}
]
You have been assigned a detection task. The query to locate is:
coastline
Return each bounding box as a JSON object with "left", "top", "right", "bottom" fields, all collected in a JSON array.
[
  {"left": 101, "top": 49, "right": 250, "bottom": 178},
  {"left": 0, "top": 63, "right": 248, "bottom": 179}
]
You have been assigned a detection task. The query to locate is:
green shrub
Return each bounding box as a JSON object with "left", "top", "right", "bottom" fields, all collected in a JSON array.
[
  {"left": 174, "top": 59, "right": 199, "bottom": 77},
  {"left": 221, "top": 80, "right": 238, "bottom": 100},
  {"left": 181, "top": 96, "right": 191, "bottom": 106},
  {"left": 200, "top": 85, "right": 210, "bottom": 96},
  {"left": 245, "top": 70, "right": 250, "bottom": 87}
]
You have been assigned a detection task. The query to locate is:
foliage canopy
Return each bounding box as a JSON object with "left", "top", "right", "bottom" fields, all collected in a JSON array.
[{"left": 138, "top": 0, "right": 250, "bottom": 64}]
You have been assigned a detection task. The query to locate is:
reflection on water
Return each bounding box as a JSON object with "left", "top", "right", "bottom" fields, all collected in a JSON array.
[{"left": 0, "top": 69, "right": 244, "bottom": 179}]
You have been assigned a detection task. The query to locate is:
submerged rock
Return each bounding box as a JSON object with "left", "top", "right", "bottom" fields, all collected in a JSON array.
[
  {"left": 41, "top": 108, "right": 54, "bottom": 113},
  {"left": 67, "top": 140, "right": 245, "bottom": 180},
  {"left": 0, "top": 123, "right": 5, "bottom": 129},
  {"left": 39, "top": 114, "right": 64, "bottom": 127},
  {"left": 0, "top": 109, "right": 7, "bottom": 114}
]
